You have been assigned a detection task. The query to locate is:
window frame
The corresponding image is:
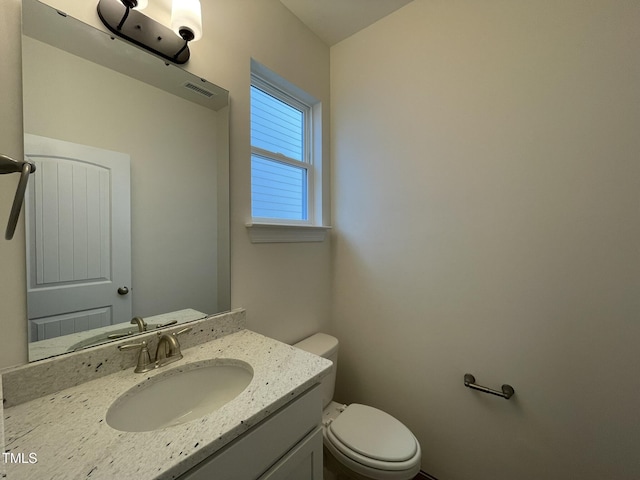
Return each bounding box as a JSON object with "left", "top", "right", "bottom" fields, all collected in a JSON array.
[{"left": 250, "top": 74, "right": 314, "bottom": 225}]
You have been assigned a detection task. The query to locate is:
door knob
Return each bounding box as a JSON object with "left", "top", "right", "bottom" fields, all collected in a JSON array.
[{"left": 117, "top": 286, "right": 130, "bottom": 295}]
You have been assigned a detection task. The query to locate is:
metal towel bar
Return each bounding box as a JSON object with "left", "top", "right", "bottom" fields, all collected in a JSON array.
[
  {"left": 464, "top": 373, "right": 515, "bottom": 400},
  {"left": 0, "top": 153, "right": 36, "bottom": 240}
]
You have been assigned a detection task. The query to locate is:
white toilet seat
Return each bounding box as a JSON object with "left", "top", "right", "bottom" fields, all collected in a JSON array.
[{"left": 323, "top": 403, "right": 421, "bottom": 480}]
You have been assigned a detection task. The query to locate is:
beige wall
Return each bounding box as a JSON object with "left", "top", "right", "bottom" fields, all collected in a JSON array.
[
  {"left": 202, "top": 1, "right": 332, "bottom": 343},
  {"left": 0, "top": 0, "right": 331, "bottom": 369},
  {"left": 331, "top": 1, "right": 640, "bottom": 479},
  {"left": 0, "top": 0, "right": 28, "bottom": 368}
]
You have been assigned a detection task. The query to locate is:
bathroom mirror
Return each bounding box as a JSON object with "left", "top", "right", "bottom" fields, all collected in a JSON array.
[{"left": 21, "top": 0, "right": 230, "bottom": 362}]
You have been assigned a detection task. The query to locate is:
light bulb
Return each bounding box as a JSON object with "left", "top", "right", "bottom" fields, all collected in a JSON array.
[
  {"left": 171, "top": 0, "right": 203, "bottom": 42},
  {"left": 134, "top": 0, "right": 148, "bottom": 10}
]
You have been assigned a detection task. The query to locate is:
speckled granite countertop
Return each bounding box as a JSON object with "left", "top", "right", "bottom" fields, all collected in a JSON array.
[{"left": 3, "top": 329, "right": 331, "bottom": 480}]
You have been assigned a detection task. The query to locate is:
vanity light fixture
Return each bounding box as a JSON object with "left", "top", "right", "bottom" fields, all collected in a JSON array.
[{"left": 97, "top": 0, "right": 203, "bottom": 64}]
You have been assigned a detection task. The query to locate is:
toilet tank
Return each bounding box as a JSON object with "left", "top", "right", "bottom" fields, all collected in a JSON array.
[{"left": 294, "top": 333, "right": 338, "bottom": 408}]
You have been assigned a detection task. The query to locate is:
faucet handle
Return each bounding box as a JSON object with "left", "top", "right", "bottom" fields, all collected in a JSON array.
[
  {"left": 118, "top": 340, "right": 146, "bottom": 351},
  {"left": 172, "top": 327, "right": 192, "bottom": 356},
  {"left": 153, "top": 319, "right": 178, "bottom": 329},
  {"left": 118, "top": 340, "right": 155, "bottom": 373},
  {"left": 156, "top": 326, "right": 192, "bottom": 339},
  {"left": 175, "top": 326, "right": 192, "bottom": 336},
  {"left": 107, "top": 330, "right": 134, "bottom": 339}
]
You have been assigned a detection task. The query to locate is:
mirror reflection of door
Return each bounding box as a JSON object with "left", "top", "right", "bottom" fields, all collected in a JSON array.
[{"left": 24, "top": 134, "right": 132, "bottom": 342}]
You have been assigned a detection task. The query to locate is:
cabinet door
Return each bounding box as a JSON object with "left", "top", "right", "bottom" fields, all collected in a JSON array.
[
  {"left": 177, "top": 386, "right": 322, "bottom": 480},
  {"left": 259, "top": 427, "right": 323, "bottom": 480}
]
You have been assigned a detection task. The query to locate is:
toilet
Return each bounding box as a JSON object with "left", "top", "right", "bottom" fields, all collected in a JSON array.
[{"left": 294, "top": 333, "right": 421, "bottom": 480}]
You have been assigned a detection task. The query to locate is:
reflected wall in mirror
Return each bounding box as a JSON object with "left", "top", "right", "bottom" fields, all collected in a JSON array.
[{"left": 22, "top": 0, "right": 230, "bottom": 362}]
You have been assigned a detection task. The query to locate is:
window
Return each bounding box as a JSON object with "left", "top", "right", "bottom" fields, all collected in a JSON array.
[
  {"left": 251, "top": 72, "right": 313, "bottom": 222},
  {"left": 248, "top": 61, "right": 329, "bottom": 243}
]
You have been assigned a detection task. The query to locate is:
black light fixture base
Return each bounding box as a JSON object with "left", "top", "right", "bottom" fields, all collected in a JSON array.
[
  {"left": 120, "top": 0, "right": 138, "bottom": 8},
  {"left": 97, "top": 0, "right": 190, "bottom": 64},
  {"left": 179, "top": 28, "right": 195, "bottom": 42}
]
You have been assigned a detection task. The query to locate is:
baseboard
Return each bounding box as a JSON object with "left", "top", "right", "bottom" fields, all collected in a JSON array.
[{"left": 415, "top": 471, "right": 439, "bottom": 480}]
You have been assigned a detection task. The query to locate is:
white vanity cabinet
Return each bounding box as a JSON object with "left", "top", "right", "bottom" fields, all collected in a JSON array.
[{"left": 178, "top": 385, "right": 324, "bottom": 480}]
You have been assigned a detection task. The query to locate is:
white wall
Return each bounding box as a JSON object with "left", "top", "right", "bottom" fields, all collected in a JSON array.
[
  {"left": 331, "top": 1, "right": 640, "bottom": 479},
  {"left": 0, "top": 0, "right": 331, "bottom": 368}
]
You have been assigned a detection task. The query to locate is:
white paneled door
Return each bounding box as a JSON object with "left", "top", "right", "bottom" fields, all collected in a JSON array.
[{"left": 24, "top": 134, "right": 131, "bottom": 341}]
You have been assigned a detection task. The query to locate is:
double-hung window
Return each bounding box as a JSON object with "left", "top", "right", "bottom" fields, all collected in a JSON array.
[{"left": 250, "top": 74, "right": 312, "bottom": 223}]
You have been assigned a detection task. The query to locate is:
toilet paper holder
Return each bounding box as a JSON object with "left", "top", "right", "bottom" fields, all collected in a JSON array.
[{"left": 464, "top": 373, "right": 515, "bottom": 400}]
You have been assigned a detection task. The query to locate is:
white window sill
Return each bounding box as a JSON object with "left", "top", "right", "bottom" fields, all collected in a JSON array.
[{"left": 246, "top": 223, "right": 331, "bottom": 243}]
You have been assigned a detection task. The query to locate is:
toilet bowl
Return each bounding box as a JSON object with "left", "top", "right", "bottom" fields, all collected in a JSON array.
[{"left": 294, "top": 333, "right": 421, "bottom": 480}]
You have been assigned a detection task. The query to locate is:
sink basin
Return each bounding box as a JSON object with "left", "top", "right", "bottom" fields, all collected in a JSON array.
[{"left": 106, "top": 360, "right": 253, "bottom": 432}]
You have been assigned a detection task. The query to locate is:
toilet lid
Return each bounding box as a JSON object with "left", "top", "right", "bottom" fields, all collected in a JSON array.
[{"left": 328, "top": 404, "right": 417, "bottom": 463}]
